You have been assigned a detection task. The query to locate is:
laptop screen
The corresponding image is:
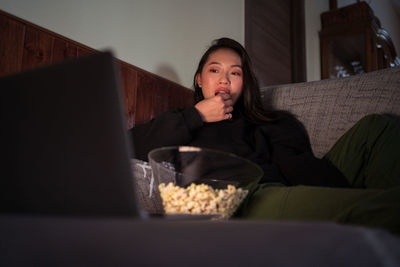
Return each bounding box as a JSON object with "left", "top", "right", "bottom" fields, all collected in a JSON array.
[{"left": 0, "top": 51, "right": 140, "bottom": 217}]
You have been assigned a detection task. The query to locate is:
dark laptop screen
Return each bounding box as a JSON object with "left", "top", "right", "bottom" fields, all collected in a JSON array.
[{"left": 0, "top": 52, "right": 139, "bottom": 217}]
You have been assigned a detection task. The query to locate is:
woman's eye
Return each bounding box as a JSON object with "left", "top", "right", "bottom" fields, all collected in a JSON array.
[
  {"left": 209, "top": 68, "right": 218, "bottom": 73},
  {"left": 231, "top": 71, "right": 242, "bottom": 76}
]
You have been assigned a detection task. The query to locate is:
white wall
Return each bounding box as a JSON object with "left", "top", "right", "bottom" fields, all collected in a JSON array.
[{"left": 0, "top": 0, "right": 244, "bottom": 88}]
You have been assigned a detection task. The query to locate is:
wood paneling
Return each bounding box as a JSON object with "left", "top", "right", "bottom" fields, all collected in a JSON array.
[
  {"left": 291, "top": 0, "right": 306, "bottom": 83},
  {"left": 0, "top": 14, "right": 25, "bottom": 77},
  {"left": 153, "top": 79, "right": 169, "bottom": 118},
  {"left": 168, "top": 85, "right": 184, "bottom": 110},
  {"left": 119, "top": 62, "right": 138, "bottom": 129},
  {"left": 52, "top": 38, "right": 78, "bottom": 63},
  {"left": 77, "top": 47, "right": 95, "bottom": 57},
  {"left": 184, "top": 89, "right": 195, "bottom": 108},
  {"left": 245, "top": 0, "right": 306, "bottom": 86},
  {"left": 0, "top": 9, "right": 194, "bottom": 128},
  {"left": 135, "top": 72, "right": 155, "bottom": 125},
  {"left": 22, "top": 26, "right": 54, "bottom": 72}
]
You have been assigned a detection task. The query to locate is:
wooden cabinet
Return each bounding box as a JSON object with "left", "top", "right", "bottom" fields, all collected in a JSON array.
[{"left": 319, "top": 2, "right": 400, "bottom": 79}]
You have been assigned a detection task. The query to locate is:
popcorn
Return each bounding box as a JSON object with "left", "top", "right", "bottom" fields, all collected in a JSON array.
[{"left": 158, "top": 182, "right": 248, "bottom": 218}]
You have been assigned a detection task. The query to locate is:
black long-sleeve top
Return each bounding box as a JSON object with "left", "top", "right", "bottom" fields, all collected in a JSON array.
[{"left": 129, "top": 107, "right": 349, "bottom": 187}]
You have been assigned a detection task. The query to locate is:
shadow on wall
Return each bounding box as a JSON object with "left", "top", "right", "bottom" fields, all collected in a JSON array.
[{"left": 154, "top": 64, "right": 181, "bottom": 85}]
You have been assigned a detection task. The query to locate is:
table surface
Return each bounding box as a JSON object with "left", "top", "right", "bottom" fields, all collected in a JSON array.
[{"left": 1, "top": 215, "right": 400, "bottom": 266}]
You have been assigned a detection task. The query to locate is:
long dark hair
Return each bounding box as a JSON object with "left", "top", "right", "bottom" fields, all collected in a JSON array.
[{"left": 193, "top": 37, "right": 279, "bottom": 124}]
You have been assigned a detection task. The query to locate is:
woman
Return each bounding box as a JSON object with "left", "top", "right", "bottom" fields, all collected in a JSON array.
[
  {"left": 131, "top": 37, "right": 348, "bottom": 187},
  {"left": 130, "top": 38, "right": 400, "bottom": 235}
]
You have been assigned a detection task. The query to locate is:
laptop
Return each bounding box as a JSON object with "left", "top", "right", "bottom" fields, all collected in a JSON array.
[{"left": 0, "top": 51, "right": 141, "bottom": 217}]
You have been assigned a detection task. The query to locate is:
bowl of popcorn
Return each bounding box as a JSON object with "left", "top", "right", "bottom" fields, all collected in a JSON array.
[{"left": 148, "top": 146, "right": 263, "bottom": 218}]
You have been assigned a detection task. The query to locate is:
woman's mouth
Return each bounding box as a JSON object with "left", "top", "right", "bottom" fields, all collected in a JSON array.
[{"left": 215, "top": 88, "right": 230, "bottom": 95}]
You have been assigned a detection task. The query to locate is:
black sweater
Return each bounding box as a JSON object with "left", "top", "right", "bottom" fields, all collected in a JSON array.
[{"left": 129, "top": 107, "right": 349, "bottom": 187}]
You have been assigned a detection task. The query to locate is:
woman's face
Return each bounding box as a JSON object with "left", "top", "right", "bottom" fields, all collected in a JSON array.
[{"left": 196, "top": 48, "right": 243, "bottom": 104}]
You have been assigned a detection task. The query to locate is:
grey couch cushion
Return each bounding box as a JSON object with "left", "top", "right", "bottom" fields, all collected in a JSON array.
[{"left": 261, "top": 67, "right": 400, "bottom": 158}]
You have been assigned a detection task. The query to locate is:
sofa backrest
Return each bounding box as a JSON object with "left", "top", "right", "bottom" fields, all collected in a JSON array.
[{"left": 260, "top": 67, "right": 400, "bottom": 158}]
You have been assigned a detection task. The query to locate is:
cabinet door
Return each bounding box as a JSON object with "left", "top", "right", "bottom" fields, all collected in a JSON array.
[{"left": 324, "top": 34, "right": 367, "bottom": 79}]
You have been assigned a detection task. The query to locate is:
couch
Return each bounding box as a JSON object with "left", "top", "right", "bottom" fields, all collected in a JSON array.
[
  {"left": 2, "top": 66, "right": 400, "bottom": 266},
  {"left": 261, "top": 67, "right": 400, "bottom": 158},
  {"left": 132, "top": 66, "right": 400, "bottom": 214}
]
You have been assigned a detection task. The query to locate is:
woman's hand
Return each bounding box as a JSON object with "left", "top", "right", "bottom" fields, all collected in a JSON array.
[{"left": 194, "top": 93, "right": 233, "bottom": 122}]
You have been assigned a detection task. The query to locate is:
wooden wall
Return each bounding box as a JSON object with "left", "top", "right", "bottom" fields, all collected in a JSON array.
[
  {"left": 0, "top": 9, "right": 194, "bottom": 128},
  {"left": 245, "top": 0, "right": 306, "bottom": 86}
]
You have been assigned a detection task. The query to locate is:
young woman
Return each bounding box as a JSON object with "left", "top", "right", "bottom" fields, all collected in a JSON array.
[
  {"left": 130, "top": 38, "right": 400, "bottom": 235},
  {"left": 131, "top": 38, "right": 348, "bottom": 187}
]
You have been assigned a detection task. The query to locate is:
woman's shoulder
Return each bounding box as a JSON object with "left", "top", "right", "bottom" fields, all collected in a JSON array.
[
  {"left": 255, "top": 110, "right": 301, "bottom": 127},
  {"left": 274, "top": 110, "right": 304, "bottom": 128},
  {"left": 256, "top": 110, "right": 308, "bottom": 137},
  {"left": 253, "top": 111, "right": 311, "bottom": 149}
]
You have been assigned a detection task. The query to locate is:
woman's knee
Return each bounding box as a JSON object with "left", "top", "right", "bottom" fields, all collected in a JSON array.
[{"left": 358, "top": 114, "right": 399, "bottom": 129}]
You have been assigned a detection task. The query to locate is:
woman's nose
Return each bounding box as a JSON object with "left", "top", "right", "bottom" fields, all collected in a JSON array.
[{"left": 219, "top": 73, "right": 230, "bottom": 84}]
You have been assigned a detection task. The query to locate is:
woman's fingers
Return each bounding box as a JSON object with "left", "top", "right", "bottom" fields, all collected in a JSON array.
[
  {"left": 218, "top": 93, "right": 233, "bottom": 108},
  {"left": 194, "top": 94, "right": 234, "bottom": 122},
  {"left": 218, "top": 94, "right": 233, "bottom": 120},
  {"left": 224, "top": 106, "right": 233, "bottom": 120},
  {"left": 219, "top": 92, "right": 232, "bottom": 102},
  {"left": 225, "top": 106, "right": 234, "bottom": 114},
  {"left": 225, "top": 113, "right": 233, "bottom": 120}
]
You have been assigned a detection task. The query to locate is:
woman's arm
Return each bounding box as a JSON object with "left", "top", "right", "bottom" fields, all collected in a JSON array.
[
  {"left": 129, "top": 107, "right": 203, "bottom": 161},
  {"left": 263, "top": 115, "right": 349, "bottom": 187}
]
